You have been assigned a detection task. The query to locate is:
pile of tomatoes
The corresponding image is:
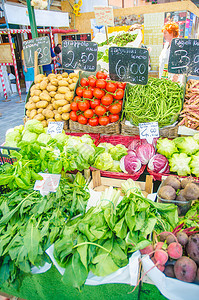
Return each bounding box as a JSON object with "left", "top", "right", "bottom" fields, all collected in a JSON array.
[{"left": 69, "top": 71, "right": 126, "bottom": 126}]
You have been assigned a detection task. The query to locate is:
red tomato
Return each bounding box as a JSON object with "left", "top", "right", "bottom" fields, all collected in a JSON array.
[
  {"left": 78, "top": 100, "right": 90, "bottom": 111},
  {"left": 117, "top": 82, "right": 126, "bottom": 90},
  {"left": 88, "top": 77, "right": 97, "bottom": 87},
  {"left": 96, "top": 71, "right": 108, "bottom": 80},
  {"left": 80, "top": 78, "right": 89, "bottom": 87},
  {"left": 106, "top": 82, "right": 117, "bottom": 93},
  {"left": 84, "top": 109, "right": 94, "bottom": 119},
  {"left": 88, "top": 117, "right": 99, "bottom": 126},
  {"left": 109, "top": 114, "right": 119, "bottom": 123},
  {"left": 101, "top": 94, "right": 113, "bottom": 106},
  {"left": 83, "top": 89, "right": 93, "bottom": 99},
  {"left": 95, "top": 105, "right": 106, "bottom": 116},
  {"left": 119, "top": 100, "right": 123, "bottom": 106},
  {"left": 74, "top": 96, "right": 82, "bottom": 103},
  {"left": 76, "top": 87, "right": 83, "bottom": 97},
  {"left": 96, "top": 79, "right": 106, "bottom": 89},
  {"left": 70, "top": 102, "right": 78, "bottom": 111},
  {"left": 109, "top": 103, "right": 122, "bottom": 115},
  {"left": 77, "top": 115, "right": 87, "bottom": 125},
  {"left": 69, "top": 111, "right": 78, "bottom": 122},
  {"left": 113, "top": 88, "right": 124, "bottom": 100},
  {"left": 90, "top": 99, "right": 101, "bottom": 109},
  {"left": 99, "top": 116, "right": 109, "bottom": 126},
  {"left": 93, "top": 88, "right": 105, "bottom": 99}
]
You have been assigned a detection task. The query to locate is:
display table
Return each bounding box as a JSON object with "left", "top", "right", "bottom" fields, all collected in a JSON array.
[{"left": 0, "top": 265, "right": 166, "bottom": 300}]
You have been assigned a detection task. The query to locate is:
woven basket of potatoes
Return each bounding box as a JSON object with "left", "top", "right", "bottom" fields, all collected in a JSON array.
[{"left": 25, "top": 72, "right": 78, "bottom": 129}]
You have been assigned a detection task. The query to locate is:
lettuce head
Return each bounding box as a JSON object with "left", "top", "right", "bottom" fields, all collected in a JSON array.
[
  {"left": 169, "top": 153, "right": 191, "bottom": 176},
  {"left": 22, "top": 130, "right": 38, "bottom": 142},
  {"left": 24, "top": 119, "right": 44, "bottom": 134},
  {"left": 94, "top": 153, "right": 113, "bottom": 171},
  {"left": 156, "top": 138, "right": 178, "bottom": 158},
  {"left": 189, "top": 152, "right": 199, "bottom": 177},
  {"left": 174, "top": 136, "right": 199, "bottom": 155},
  {"left": 109, "top": 144, "right": 128, "bottom": 160}
]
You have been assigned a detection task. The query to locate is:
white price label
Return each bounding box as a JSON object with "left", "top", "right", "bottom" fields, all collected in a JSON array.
[
  {"left": 47, "top": 122, "right": 64, "bottom": 138},
  {"left": 34, "top": 173, "right": 61, "bottom": 196},
  {"left": 139, "top": 122, "right": 159, "bottom": 144}
]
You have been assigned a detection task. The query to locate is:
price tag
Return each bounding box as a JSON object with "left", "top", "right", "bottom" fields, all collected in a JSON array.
[
  {"left": 139, "top": 122, "right": 159, "bottom": 144},
  {"left": 47, "top": 122, "right": 64, "bottom": 138},
  {"left": 34, "top": 173, "right": 61, "bottom": 196}
]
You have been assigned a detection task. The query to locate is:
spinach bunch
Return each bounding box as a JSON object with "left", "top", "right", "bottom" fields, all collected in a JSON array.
[
  {"left": 0, "top": 174, "right": 90, "bottom": 287},
  {"left": 53, "top": 188, "right": 178, "bottom": 290}
]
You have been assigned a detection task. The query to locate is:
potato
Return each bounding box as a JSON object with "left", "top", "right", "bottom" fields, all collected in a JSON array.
[
  {"left": 41, "top": 120, "right": 48, "bottom": 128},
  {"left": 62, "top": 112, "right": 70, "bottom": 121},
  {"left": 35, "top": 83, "right": 41, "bottom": 89},
  {"left": 37, "top": 108, "right": 43, "bottom": 114},
  {"left": 46, "top": 104, "right": 53, "bottom": 110},
  {"left": 47, "top": 84, "right": 57, "bottom": 92},
  {"left": 42, "top": 108, "right": 48, "bottom": 117},
  {"left": 65, "top": 91, "right": 73, "bottom": 102},
  {"left": 36, "top": 100, "right": 48, "bottom": 109},
  {"left": 30, "top": 90, "right": 35, "bottom": 97},
  {"left": 47, "top": 118, "right": 55, "bottom": 125},
  {"left": 29, "top": 109, "right": 37, "bottom": 119},
  {"left": 35, "top": 74, "right": 45, "bottom": 83},
  {"left": 69, "top": 72, "right": 78, "bottom": 79},
  {"left": 39, "top": 92, "right": 51, "bottom": 102},
  {"left": 62, "top": 104, "right": 71, "bottom": 113},
  {"left": 45, "top": 109, "right": 55, "bottom": 119},
  {"left": 56, "top": 75, "right": 62, "bottom": 80},
  {"left": 34, "top": 113, "right": 45, "bottom": 121},
  {"left": 33, "top": 89, "right": 42, "bottom": 97},
  {"left": 58, "top": 86, "right": 70, "bottom": 94},
  {"left": 68, "top": 79, "right": 73, "bottom": 84},
  {"left": 25, "top": 102, "right": 36, "bottom": 111},
  {"left": 56, "top": 100, "right": 68, "bottom": 107},
  {"left": 26, "top": 110, "right": 30, "bottom": 117},
  {"left": 62, "top": 72, "right": 68, "bottom": 78},
  {"left": 69, "top": 83, "right": 76, "bottom": 91},
  {"left": 40, "top": 80, "right": 48, "bottom": 90},
  {"left": 58, "top": 107, "right": 63, "bottom": 114},
  {"left": 49, "top": 91, "right": 56, "bottom": 98},
  {"left": 50, "top": 78, "right": 59, "bottom": 86},
  {"left": 55, "top": 93, "right": 65, "bottom": 100},
  {"left": 42, "top": 89, "right": 49, "bottom": 94},
  {"left": 53, "top": 101, "right": 59, "bottom": 110},
  {"left": 51, "top": 98, "right": 55, "bottom": 103},
  {"left": 58, "top": 79, "right": 69, "bottom": 86},
  {"left": 55, "top": 113, "right": 62, "bottom": 121},
  {"left": 72, "top": 77, "right": 78, "bottom": 83},
  {"left": 53, "top": 110, "right": 58, "bottom": 115},
  {"left": 32, "top": 95, "right": 40, "bottom": 103},
  {"left": 48, "top": 73, "right": 56, "bottom": 80},
  {"left": 30, "top": 85, "right": 36, "bottom": 92}
]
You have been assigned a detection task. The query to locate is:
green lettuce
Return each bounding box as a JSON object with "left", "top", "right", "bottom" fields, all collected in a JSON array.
[
  {"left": 190, "top": 152, "right": 199, "bottom": 177},
  {"left": 24, "top": 119, "right": 44, "bottom": 134},
  {"left": 174, "top": 136, "right": 199, "bottom": 155},
  {"left": 98, "top": 143, "right": 114, "bottom": 152},
  {"left": 169, "top": 153, "right": 191, "bottom": 176},
  {"left": 22, "top": 130, "right": 38, "bottom": 143},
  {"left": 109, "top": 144, "right": 128, "bottom": 160},
  {"left": 156, "top": 138, "right": 178, "bottom": 158},
  {"left": 5, "top": 130, "right": 21, "bottom": 144},
  {"left": 108, "top": 160, "right": 121, "bottom": 172},
  {"left": 37, "top": 133, "right": 51, "bottom": 145},
  {"left": 94, "top": 153, "right": 113, "bottom": 171}
]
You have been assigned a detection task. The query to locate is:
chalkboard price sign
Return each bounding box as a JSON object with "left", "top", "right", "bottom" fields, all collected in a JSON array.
[
  {"left": 62, "top": 40, "right": 98, "bottom": 72},
  {"left": 109, "top": 47, "right": 149, "bottom": 85},
  {"left": 23, "top": 36, "right": 51, "bottom": 68},
  {"left": 168, "top": 38, "right": 199, "bottom": 75}
]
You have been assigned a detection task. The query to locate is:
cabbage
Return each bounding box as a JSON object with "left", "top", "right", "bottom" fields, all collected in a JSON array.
[
  {"left": 108, "top": 160, "right": 121, "bottom": 172},
  {"left": 53, "top": 133, "right": 68, "bottom": 145},
  {"left": 120, "top": 154, "right": 141, "bottom": 174},
  {"left": 22, "top": 130, "right": 38, "bottom": 142},
  {"left": 169, "top": 153, "right": 191, "bottom": 176},
  {"left": 156, "top": 138, "right": 178, "bottom": 158},
  {"left": 128, "top": 139, "right": 142, "bottom": 151},
  {"left": 78, "top": 143, "right": 96, "bottom": 160},
  {"left": 14, "top": 124, "right": 24, "bottom": 134},
  {"left": 80, "top": 134, "right": 94, "bottom": 145},
  {"left": 24, "top": 119, "right": 44, "bottom": 134},
  {"left": 174, "top": 136, "right": 199, "bottom": 155},
  {"left": 37, "top": 133, "right": 51, "bottom": 145},
  {"left": 98, "top": 143, "right": 114, "bottom": 152},
  {"left": 190, "top": 152, "right": 199, "bottom": 177},
  {"left": 109, "top": 144, "right": 128, "bottom": 160},
  {"left": 94, "top": 153, "right": 113, "bottom": 170},
  {"left": 148, "top": 154, "right": 170, "bottom": 174},
  {"left": 5, "top": 130, "right": 21, "bottom": 144},
  {"left": 135, "top": 144, "right": 155, "bottom": 165}
]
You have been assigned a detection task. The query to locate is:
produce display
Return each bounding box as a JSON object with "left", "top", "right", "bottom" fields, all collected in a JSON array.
[
  {"left": 122, "top": 77, "right": 184, "bottom": 127},
  {"left": 179, "top": 79, "right": 199, "bottom": 129},
  {"left": 156, "top": 135, "right": 199, "bottom": 177},
  {"left": 69, "top": 71, "right": 125, "bottom": 126},
  {"left": 25, "top": 72, "right": 78, "bottom": 126}
]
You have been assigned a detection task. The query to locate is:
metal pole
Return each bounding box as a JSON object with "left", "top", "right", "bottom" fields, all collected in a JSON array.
[{"left": 26, "top": 0, "right": 38, "bottom": 38}]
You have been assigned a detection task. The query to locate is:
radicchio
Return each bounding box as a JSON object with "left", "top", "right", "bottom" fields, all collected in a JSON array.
[
  {"left": 148, "top": 154, "right": 170, "bottom": 173},
  {"left": 120, "top": 154, "right": 142, "bottom": 174},
  {"left": 135, "top": 144, "right": 155, "bottom": 165}
]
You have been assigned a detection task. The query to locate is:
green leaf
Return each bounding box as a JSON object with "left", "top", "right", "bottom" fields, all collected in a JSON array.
[
  {"left": 76, "top": 234, "right": 88, "bottom": 271},
  {"left": 114, "top": 217, "right": 127, "bottom": 239},
  {"left": 111, "top": 239, "right": 128, "bottom": 268},
  {"left": 0, "top": 256, "right": 10, "bottom": 285},
  {"left": 131, "top": 239, "right": 151, "bottom": 252},
  {"left": 23, "top": 220, "right": 41, "bottom": 265},
  {"left": 134, "top": 211, "right": 145, "bottom": 231},
  {"left": 141, "top": 216, "right": 157, "bottom": 236},
  {"left": 125, "top": 202, "right": 136, "bottom": 231},
  {"left": 0, "top": 174, "right": 14, "bottom": 185}
]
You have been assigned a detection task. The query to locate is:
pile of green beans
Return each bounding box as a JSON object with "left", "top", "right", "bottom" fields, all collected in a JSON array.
[
  {"left": 113, "top": 32, "right": 138, "bottom": 46},
  {"left": 123, "top": 77, "right": 184, "bottom": 128}
]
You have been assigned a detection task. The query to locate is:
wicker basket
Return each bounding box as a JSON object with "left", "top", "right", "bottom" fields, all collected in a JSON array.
[
  {"left": 121, "top": 119, "right": 179, "bottom": 139},
  {"left": 69, "top": 119, "right": 120, "bottom": 135},
  {"left": 90, "top": 134, "right": 146, "bottom": 180}
]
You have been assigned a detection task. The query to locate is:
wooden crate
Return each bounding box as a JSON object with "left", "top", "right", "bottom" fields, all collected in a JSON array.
[{"left": 88, "top": 170, "right": 153, "bottom": 197}]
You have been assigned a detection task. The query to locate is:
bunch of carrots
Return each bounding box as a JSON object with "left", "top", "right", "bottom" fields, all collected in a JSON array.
[{"left": 179, "top": 79, "right": 199, "bottom": 129}]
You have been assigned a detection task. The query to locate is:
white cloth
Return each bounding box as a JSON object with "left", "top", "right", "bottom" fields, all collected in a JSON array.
[{"left": 159, "top": 42, "right": 170, "bottom": 79}]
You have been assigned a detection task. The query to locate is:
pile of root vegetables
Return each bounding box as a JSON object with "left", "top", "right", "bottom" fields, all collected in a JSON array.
[{"left": 179, "top": 79, "right": 199, "bottom": 129}]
